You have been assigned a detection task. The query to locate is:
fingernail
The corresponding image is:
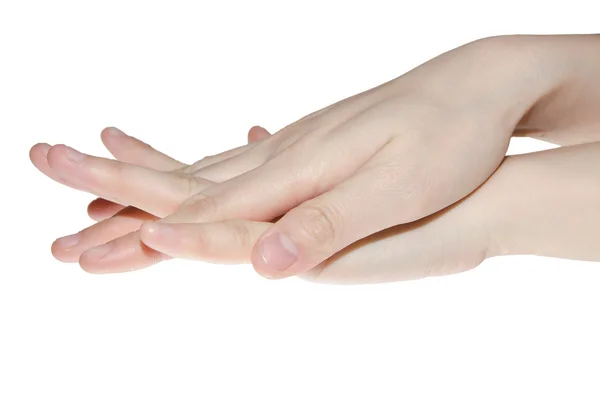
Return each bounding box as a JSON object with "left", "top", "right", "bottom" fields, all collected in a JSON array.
[
  {"left": 65, "top": 146, "right": 85, "bottom": 164},
  {"left": 257, "top": 232, "right": 298, "bottom": 272},
  {"left": 106, "top": 127, "right": 126, "bottom": 137},
  {"left": 54, "top": 234, "right": 79, "bottom": 249},
  {"left": 84, "top": 243, "right": 114, "bottom": 262}
]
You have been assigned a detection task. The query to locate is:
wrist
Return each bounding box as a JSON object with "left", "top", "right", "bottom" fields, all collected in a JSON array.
[
  {"left": 510, "top": 34, "right": 600, "bottom": 142},
  {"left": 480, "top": 143, "right": 600, "bottom": 261},
  {"left": 395, "top": 35, "right": 576, "bottom": 138},
  {"left": 460, "top": 35, "right": 579, "bottom": 135}
]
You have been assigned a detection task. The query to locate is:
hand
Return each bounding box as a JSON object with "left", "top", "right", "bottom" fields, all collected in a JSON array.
[
  {"left": 34, "top": 35, "right": 600, "bottom": 278},
  {"left": 29, "top": 126, "right": 270, "bottom": 263},
  {"left": 102, "top": 35, "right": 600, "bottom": 277},
  {"left": 140, "top": 141, "right": 600, "bottom": 284},
  {"left": 86, "top": 126, "right": 271, "bottom": 221}
]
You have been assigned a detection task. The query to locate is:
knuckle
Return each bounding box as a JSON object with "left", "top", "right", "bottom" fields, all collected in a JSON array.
[
  {"left": 184, "top": 193, "right": 220, "bottom": 221},
  {"left": 191, "top": 225, "right": 211, "bottom": 249},
  {"left": 292, "top": 204, "right": 341, "bottom": 248},
  {"left": 230, "top": 221, "right": 251, "bottom": 249},
  {"left": 109, "top": 158, "right": 127, "bottom": 180},
  {"left": 186, "top": 155, "right": 214, "bottom": 173},
  {"left": 182, "top": 175, "right": 204, "bottom": 196}
]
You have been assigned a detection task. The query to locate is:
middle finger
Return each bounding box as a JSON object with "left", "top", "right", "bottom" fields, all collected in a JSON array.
[{"left": 46, "top": 144, "right": 209, "bottom": 217}]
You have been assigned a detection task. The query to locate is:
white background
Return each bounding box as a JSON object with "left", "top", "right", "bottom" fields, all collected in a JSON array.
[{"left": 2, "top": 1, "right": 599, "bottom": 396}]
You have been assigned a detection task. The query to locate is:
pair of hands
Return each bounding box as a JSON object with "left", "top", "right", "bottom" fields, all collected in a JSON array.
[{"left": 30, "top": 35, "right": 600, "bottom": 284}]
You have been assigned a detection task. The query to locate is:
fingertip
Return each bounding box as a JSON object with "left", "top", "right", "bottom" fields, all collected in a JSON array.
[
  {"left": 87, "top": 198, "right": 124, "bottom": 221},
  {"left": 29, "top": 142, "right": 51, "bottom": 159},
  {"left": 247, "top": 125, "right": 271, "bottom": 142},
  {"left": 50, "top": 238, "right": 79, "bottom": 263},
  {"left": 29, "top": 143, "right": 52, "bottom": 171},
  {"left": 101, "top": 126, "right": 125, "bottom": 138},
  {"left": 87, "top": 199, "right": 104, "bottom": 221},
  {"left": 100, "top": 126, "right": 124, "bottom": 148},
  {"left": 78, "top": 247, "right": 108, "bottom": 274},
  {"left": 78, "top": 257, "right": 101, "bottom": 274},
  {"left": 46, "top": 144, "right": 67, "bottom": 168}
]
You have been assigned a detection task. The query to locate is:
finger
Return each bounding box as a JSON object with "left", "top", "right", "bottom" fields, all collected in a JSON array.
[
  {"left": 139, "top": 220, "right": 271, "bottom": 264},
  {"left": 248, "top": 125, "right": 271, "bottom": 142},
  {"left": 92, "top": 127, "right": 185, "bottom": 219},
  {"left": 73, "top": 127, "right": 273, "bottom": 272},
  {"left": 79, "top": 230, "right": 169, "bottom": 274},
  {"left": 87, "top": 198, "right": 126, "bottom": 221},
  {"left": 249, "top": 173, "right": 383, "bottom": 279},
  {"left": 184, "top": 126, "right": 271, "bottom": 181},
  {"left": 164, "top": 124, "right": 389, "bottom": 225},
  {"left": 52, "top": 207, "right": 157, "bottom": 263},
  {"left": 33, "top": 127, "right": 186, "bottom": 222},
  {"left": 135, "top": 125, "right": 376, "bottom": 273},
  {"left": 101, "top": 127, "right": 186, "bottom": 171},
  {"left": 30, "top": 142, "right": 54, "bottom": 178},
  {"left": 48, "top": 126, "right": 267, "bottom": 222},
  {"left": 73, "top": 126, "right": 269, "bottom": 269},
  {"left": 138, "top": 214, "right": 477, "bottom": 284},
  {"left": 31, "top": 143, "right": 115, "bottom": 207},
  {"left": 30, "top": 143, "right": 81, "bottom": 189},
  {"left": 46, "top": 144, "right": 210, "bottom": 217},
  {"left": 249, "top": 142, "right": 432, "bottom": 279},
  {"left": 88, "top": 126, "right": 259, "bottom": 222}
]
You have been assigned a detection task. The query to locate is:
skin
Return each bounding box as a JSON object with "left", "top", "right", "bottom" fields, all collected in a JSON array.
[
  {"left": 30, "top": 131, "right": 600, "bottom": 284},
  {"left": 30, "top": 34, "right": 600, "bottom": 283},
  {"left": 141, "top": 141, "right": 600, "bottom": 284},
  {"left": 29, "top": 126, "right": 271, "bottom": 264}
]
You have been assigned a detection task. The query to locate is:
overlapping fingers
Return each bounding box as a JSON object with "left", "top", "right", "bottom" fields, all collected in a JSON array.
[
  {"left": 87, "top": 198, "right": 126, "bottom": 222},
  {"left": 184, "top": 126, "right": 273, "bottom": 182},
  {"left": 45, "top": 144, "right": 207, "bottom": 217},
  {"left": 52, "top": 206, "right": 158, "bottom": 263},
  {"left": 140, "top": 220, "right": 271, "bottom": 265},
  {"left": 78, "top": 116, "right": 390, "bottom": 272},
  {"left": 79, "top": 230, "right": 169, "bottom": 274},
  {"left": 100, "top": 127, "right": 187, "bottom": 171},
  {"left": 133, "top": 208, "right": 480, "bottom": 284},
  {"left": 47, "top": 126, "right": 273, "bottom": 270},
  {"left": 85, "top": 126, "right": 270, "bottom": 219},
  {"left": 30, "top": 143, "right": 77, "bottom": 189}
]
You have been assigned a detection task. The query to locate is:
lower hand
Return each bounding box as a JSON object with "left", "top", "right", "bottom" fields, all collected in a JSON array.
[{"left": 141, "top": 141, "right": 600, "bottom": 284}]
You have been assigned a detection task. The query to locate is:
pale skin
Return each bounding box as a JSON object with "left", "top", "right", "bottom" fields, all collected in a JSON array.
[{"left": 29, "top": 34, "right": 600, "bottom": 284}]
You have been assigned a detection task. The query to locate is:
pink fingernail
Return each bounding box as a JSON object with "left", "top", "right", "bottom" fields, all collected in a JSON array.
[
  {"left": 65, "top": 146, "right": 85, "bottom": 164},
  {"left": 257, "top": 232, "right": 298, "bottom": 272},
  {"left": 54, "top": 234, "right": 79, "bottom": 249}
]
